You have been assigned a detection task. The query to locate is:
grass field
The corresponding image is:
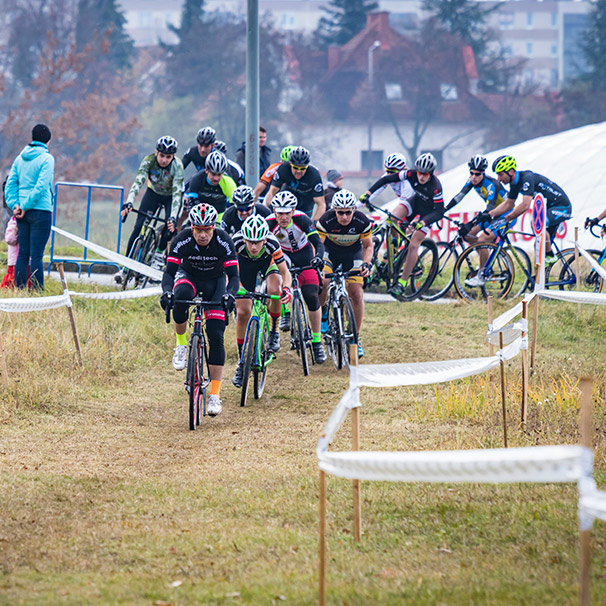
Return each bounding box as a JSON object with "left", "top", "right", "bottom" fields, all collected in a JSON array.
[{"left": 0, "top": 282, "right": 605, "bottom": 605}]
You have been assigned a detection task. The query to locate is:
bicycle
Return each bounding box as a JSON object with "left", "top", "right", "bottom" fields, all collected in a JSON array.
[
  {"left": 166, "top": 297, "right": 223, "bottom": 430},
  {"left": 235, "top": 287, "right": 280, "bottom": 407},
  {"left": 289, "top": 265, "right": 319, "bottom": 376},
  {"left": 364, "top": 200, "right": 439, "bottom": 301},
  {"left": 323, "top": 266, "right": 359, "bottom": 370},
  {"left": 120, "top": 206, "right": 168, "bottom": 290}
]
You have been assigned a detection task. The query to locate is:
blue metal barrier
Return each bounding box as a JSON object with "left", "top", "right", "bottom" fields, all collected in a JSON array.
[{"left": 49, "top": 181, "right": 124, "bottom": 276}]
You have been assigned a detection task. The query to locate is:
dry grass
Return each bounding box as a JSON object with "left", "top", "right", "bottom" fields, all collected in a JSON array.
[{"left": 0, "top": 286, "right": 605, "bottom": 605}]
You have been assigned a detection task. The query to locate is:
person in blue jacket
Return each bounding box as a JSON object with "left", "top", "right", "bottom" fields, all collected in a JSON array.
[{"left": 5, "top": 124, "right": 55, "bottom": 289}]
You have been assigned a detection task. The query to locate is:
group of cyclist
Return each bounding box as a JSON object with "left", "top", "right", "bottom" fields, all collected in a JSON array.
[{"left": 120, "top": 125, "right": 574, "bottom": 416}]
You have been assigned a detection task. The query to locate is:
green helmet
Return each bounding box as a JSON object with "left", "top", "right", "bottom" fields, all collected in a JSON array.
[
  {"left": 280, "top": 145, "right": 295, "bottom": 163},
  {"left": 492, "top": 155, "right": 516, "bottom": 173}
]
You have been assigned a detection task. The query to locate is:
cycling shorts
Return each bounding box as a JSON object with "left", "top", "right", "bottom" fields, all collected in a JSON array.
[
  {"left": 546, "top": 203, "right": 572, "bottom": 240},
  {"left": 172, "top": 270, "right": 226, "bottom": 324},
  {"left": 323, "top": 248, "right": 364, "bottom": 285},
  {"left": 397, "top": 200, "right": 430, "bottom": 235}
]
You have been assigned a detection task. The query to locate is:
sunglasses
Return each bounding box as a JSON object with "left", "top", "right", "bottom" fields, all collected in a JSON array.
[
  {"left": 335, "top": 210, "right": 353, "bottom": 216},
  {"left": 290, "top": 164, "right": 308, "bottom": 171},
  {"left": 470, "top": 171, "right": 484, "bottom": 176},
  {"left": 417, "top": 171, "right": 431, "bottom": 177},
  {"left": 192, "top": 225, "right": 215, "bottom": 232}
]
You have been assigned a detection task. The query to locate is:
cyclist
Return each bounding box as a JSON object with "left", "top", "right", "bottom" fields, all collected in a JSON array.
[
  {"left": 116, "top": 136, "right": 183, "bottom": 283},
  {"left": 220, "top": 185, "right": 271, "bottom": 237},
  {"left": 445, "top": 155, "right": 514, "bottom": 287},
  {"left": 266, "top": 191, "right": 327, "bottom": 364},
  {"left": 360, "top": 153, "right": 444, "bottom": 301},
  {"left": 180, "top": 150, "right": 237, "bottom": 227},
  {"left": 231, "top": 215, "right": 293, "bottom": 387},
  {"left": 586, "top": 212, "right": 606, "bottom": 232},
  {"left": 317, "top": 189, "right": 373, "bottom": 358},
  {"left": 160, "top": 203, "right": 239, "bottom": 417},
  {"left": 492, "top": 154, "right": 572, "bottom": 267},
  {"left": 364, "top": 153, "right": 408, "bottom": 205},
  {"left": 264, "top": 146, "right": 326, "bottom": 221},
  {"left": 253, "top": 145, "right": 294, "bottom": 202},
  {"left": 213, "top": 140, "right": 246, "bottom": 186},
  {"left": 182, "top": 126, "right": 216, "bottom": 174}
]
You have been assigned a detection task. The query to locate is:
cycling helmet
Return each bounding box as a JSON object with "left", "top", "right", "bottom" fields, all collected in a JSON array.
[
  {"left": 272, "top": 191, "right": 298, "bottom": 212},
  {"left": 242, "top": 215, "right": 269, "bottom": 241},
  {"left": 189, "top": 203, "right": 218, "bottom": 227},
  {"left": 289, "top": 146, "right": 311, "bottom": 167},
  {"left": 196, "top": 126, "right": 216, "bottom": 146},
  {"left": 492, "top": 155, "right": 516, "bottom": 173},
  {"left": 414, "top": 152, "right": 437, "bottom": 173},
  {"left": 156, "top": 136, "right": 178, "bottom": 155},
  {"left": 205, "top": 150, "right": 228, "bottom": 174},
  {"left": 213, "top": 140, "right": 227, "bottom": 154},
  {"left": 468, "top": 155, "right": 488, "bottom": 172},
  {"left": 232, "top": 185, "right": 255, "bottom": 209},
  {"left": 280, "top": 145, "right": 295, "bottom": 163},
  {"left": 384, "top": 152, "right": 407, "bottom": 172},
  {"left": 331, "top": 189, "right": 357, "bottom": 209}
]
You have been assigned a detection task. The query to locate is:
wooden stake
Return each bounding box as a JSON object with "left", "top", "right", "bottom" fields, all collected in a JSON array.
[
  {"left": 319, "top": 469, "right": 326, "bottom": 606},
  {"left": 499, "top": 331, "right": 508, "bottom": 448},
  {"left": 575, "top": 227, "right": 581, "bottom": 315},
  {"left": 530, "top": 270, "right": 540, "bottom": 372},
  {"left": 0, "top": 326, "right": 9, "bottom": 388},
  {"left": 521, "top": 300, "right": 528, "bottom": 428},
  {"left": 579, "top": 377, "right": 593, "bottom": 606},
  {"left": 349, "top": 343, "right": 361, "bottom": 542},
  {"left": 57, "top": 263, "right": 83, "bottom": 366},
  {"left": 487, "top": 296, "right": 495, "bottom": 385}
]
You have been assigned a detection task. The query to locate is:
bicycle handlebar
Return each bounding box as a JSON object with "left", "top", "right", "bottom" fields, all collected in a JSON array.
[
  {"left": 585, "top": 219, "right": 606, "bottom": 238},
  {"left": 121, "top": 206, "right": 170, "bottom": 226},
  {"left": 235, "top": 292, "right": 281, "bottom": 302},
  {"left": 365, "top": 200, "right": 410, "bottom": 227}
]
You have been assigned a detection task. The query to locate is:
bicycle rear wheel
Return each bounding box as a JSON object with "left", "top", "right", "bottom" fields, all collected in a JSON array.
[
  {"left": 240, "top": 318, "right": 258, "bottom": 407},
  {"left": 291, "top": 294, "right": 311, "bottom": 376},
  {"left": 326, "top": 297, "right": 343, "bottom": 370},
  {"left": 421, "top": 241, "right": 458, "bottom": 301},
  {"left": 393, "top": 239, "right": 439, "bottom": 301},
  {"left": 137, "top": 230, "right": 157, "bottom": 289},
  {"left": 507, "top": 245, "right": 532, "bottom": 299},
  {"left": 338, "top": 294, "right": 358, "bottom": 369},
  {"left": 253, "top": 319, "right": 269, "bottom": 399},
  {"left": 454, "top": 243, "right": 514, "bottom": 302},
  {"left": 187, "top": 334, "right": 204, "bottom": 430},
  {"left": 549, "top": 248, "right": 603, "bottom": 292}
]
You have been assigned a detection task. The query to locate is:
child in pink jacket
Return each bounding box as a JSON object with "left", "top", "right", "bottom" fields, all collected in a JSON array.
[{"left": 1, "top": 217, "right": 19, "bottom": 288}]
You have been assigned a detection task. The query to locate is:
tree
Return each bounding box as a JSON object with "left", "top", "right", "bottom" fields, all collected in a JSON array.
[
  {"left": 315, "top": 0, "right": 379, "bottom": 48},
  {"left": 75, "top": 0, "right": 134, "bottom": 71},
  {"left": 578, "top": 0, "right": 606, "bottom": 91}
]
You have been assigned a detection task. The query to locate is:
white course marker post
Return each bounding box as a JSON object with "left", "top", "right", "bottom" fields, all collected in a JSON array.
[
  {"left": 57, "top": 262, "right": 82, "bottom": 366},
  {"left": 575, "top": 227, "right": 582, "bottom": 315},
  {"left": 319, "top": 467, "right": 326, "bottom": 606},
  {"left": 579, "top": 376, "right": 593, "bottom": 606},
  {"left": 531, "top": 264, "right": 540, "bottom": 372},
  {"left": 487, "top": 296, "right": 494, "bottom": 384},
  {"left": 521, "top": 300, "right": 528, "bottom": 428},
  {"left": 349, "top": 343, "right": 362, "bottom": 542},
  {"left": 499, "top": 331, "right": 508, "bottom": 448}
]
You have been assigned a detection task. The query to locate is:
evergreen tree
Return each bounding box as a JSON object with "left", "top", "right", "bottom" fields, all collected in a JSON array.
[
  {"left": 316, "top": 0, "right": 379, "bottom": 48},
  {"left": 579, "top": 0, "right": 606, "bottom": 91},
  {"left": 75, "top": 0, "right": 134, "bottom": 70}
]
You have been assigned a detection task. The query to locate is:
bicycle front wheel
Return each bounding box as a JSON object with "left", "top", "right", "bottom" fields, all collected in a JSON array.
[
  {"left": 291, "top": 294, "right": 311, "bottom": 376},
  {"left": 121, "top": 237, "right": 144, "bottom": 291},
  {"left": 421, "top": 241, "right": 457, "bottom": 301},
  {"left": 253, "top": 318, "right": 269, "bottom": 399},
  {"left": 326, "top": 297, "right": 343, "bottom": 370},
  {"left": 137, "top": 230, "right": 158, "bottom": 289},
  {"left": 338, "top": 294, "right": 358, "bottom": 369},
  {"left": 454, "top": 243, "right": 514, "bottom": 302},
  {"left": 187, "top": 334, "right": 204, "bottom": 430},
  {"left": 240, "top": 318, "right": 258, "bottom": 407},
  {"left": 549, "top": 248, "right": 603, "bottom": 292},
  {"left": 393, "top": 239, "right": 439, "bottom": 301}
]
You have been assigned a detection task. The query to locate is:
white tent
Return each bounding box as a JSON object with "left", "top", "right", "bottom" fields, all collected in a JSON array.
[{"left": 434, "top": 121, "right": 606, "bottom": 249}]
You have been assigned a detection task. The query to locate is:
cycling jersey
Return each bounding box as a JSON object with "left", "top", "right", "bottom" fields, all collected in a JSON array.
[
  {"left": 220, "top": 203, "right": 271, "bottom": 236},
  {"left": 447, "top": 175, "right": 506, "bottom": 212},
  {"left": 127, "top": 153, "right": 184, "bottom": 218},
  {"left": 367, "top": 171, "right": 409, "bottom": 203},
  {"left": 162, "top": 227, "right": 239, "bottom": 291},
  {"left": 507, "top": 170, "right": 571, "bottom": 210},
  {"left": 270, "top": 163, "right": 324, "bottom": 217},
  {"left": 266, "top": 210, "right": 324, "bottom": 262},
  {"left": 185, "top": 171, "right": 237, "bottom": 215},
  {"left": 232, "top": 231, "right": 285, "bottom": 293},
  {"left": 182, "top": 146, "right": 205, "bottom": 171},
  {"left": 316, "top": 209, "right": 372, "bottom": 255}
]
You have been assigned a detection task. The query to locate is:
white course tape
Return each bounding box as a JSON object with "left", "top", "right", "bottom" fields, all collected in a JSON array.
[
  {"left": 317, "top": 388, "right": 358, "bottom": 456},
  {"left": 487, "top": 319, "right": 528, "bottom": 345},
  {"left": 69, "top": 286, "right": 162, "bottom": 300},
  {"left": 318, "top": 445, "right": 590, "bottom": 483},
  {"left": 51, "top": 226, "right": 163, "bottom": 282},
  {"left": 576, "top": 242, "right": 606, "bottom": 282},
  {"left": 0, "top": 292, "right": 72, "bottom": 313},
  {"left": 492, "top": 292, "right": 535, "bottom": 332},
  {"left": 537, "top": 289, "right": 606, "bottom": 305}
]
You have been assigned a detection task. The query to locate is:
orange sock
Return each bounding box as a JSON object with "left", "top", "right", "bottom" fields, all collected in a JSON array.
[{"left": 210, "top": 380, "right": 221, "bottom": 396}]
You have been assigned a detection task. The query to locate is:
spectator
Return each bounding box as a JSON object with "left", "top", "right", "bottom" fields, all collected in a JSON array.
[
  {"left": 324, "top": 169, "right": 343, "bottom": 209},
  {"left": 4, "top": 124, "right": 55, "bottom": 290},
  {"left": 1, "top": 217, "right": 19, "bottom": 288},
  {"left": 235, "top": 126, "right": 272, "bottom": 176}
]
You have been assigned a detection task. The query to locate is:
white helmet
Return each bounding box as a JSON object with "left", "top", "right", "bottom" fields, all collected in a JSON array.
[
  {"left": 205, "top": 150, "right": 227, "bottom": 174},
  {"left": 242, "top": 215, "right": 270, "bottom": 241},
  {"left": 331, "top": 189, "right": 357, "bottom": 209},
  {"left": 415, "top": 153, "right": 437, "bottom": 173},
  {"left": 272, "top": 191, "right": 298, "bottom": 212},
  {"left": 384, "top": 153, "right": 406, "bottom": 172}
]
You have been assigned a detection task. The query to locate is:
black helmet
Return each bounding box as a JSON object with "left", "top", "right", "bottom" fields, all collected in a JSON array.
[
  {"left": 196, "top": 127, "right": 216, "bottom": 146},
  {"left": 232, "top": 185, "right": 255, "bottom": 209},
  {"left": 468, "top": 155, "right": 488, "bottom": 172},
  {"left": 289, "top": 146, "right": 311, "bottom": 167},
  {"left": 213, "top": 140, "right": 227, "bottom": 154},
  {"left": 156, "top": 136, "right": 178, "bottom": 155}
]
